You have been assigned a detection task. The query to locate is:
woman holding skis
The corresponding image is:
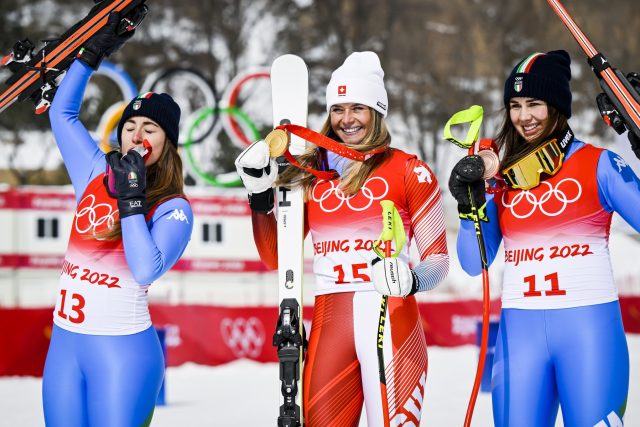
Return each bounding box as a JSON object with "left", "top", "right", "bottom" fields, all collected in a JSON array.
[
  {"left": 43, "top": 13, "right": 193, "bottom": 427},
  {"left": 236, "top": 51, "right": 449, "bottom": 426},
  {"left": 450, "top": 49, "right": 640, "bottom": 426}
]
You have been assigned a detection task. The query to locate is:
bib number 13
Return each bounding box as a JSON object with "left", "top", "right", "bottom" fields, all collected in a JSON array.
[
  {"left": 523, "top": 272, "right": 566, "bottom": 297},
  {"left": 57, "top": 289, "right": 86, "bottom": 323}
]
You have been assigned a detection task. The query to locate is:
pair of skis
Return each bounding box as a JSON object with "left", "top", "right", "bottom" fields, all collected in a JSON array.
[
  {"left": 270, "top": 54, "right": 308, "bottom": 427},
  {"left": 546, "top": 0, "right": 640, "bottom": 158},
  {"left": 0, "top": 0, "right": 147, "bottom": 115}
]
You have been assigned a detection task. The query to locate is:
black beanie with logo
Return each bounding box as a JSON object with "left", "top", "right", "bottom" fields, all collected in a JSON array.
[
  {"left": 117, "top": 92, "right": 181, "bottom": 146},
  {"left": 503, "top": 50, "right": 572, "bottom": 118}
]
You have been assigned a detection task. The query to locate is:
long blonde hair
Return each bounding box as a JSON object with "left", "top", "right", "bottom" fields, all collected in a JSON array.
[
  {"left": 275, "top": 108, "right": 391, "bottom": 197},
  {"left": 99, "top": 140, "right": 186, "bottom": 240}
]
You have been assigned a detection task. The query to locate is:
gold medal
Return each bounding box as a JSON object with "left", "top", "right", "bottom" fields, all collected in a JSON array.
[{"left": 265, "top": 128, "right": 289, "bottom": 157}]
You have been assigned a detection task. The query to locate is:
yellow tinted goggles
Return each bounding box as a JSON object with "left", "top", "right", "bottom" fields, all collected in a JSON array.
[{"left": 502, "top": 139, "right": 564, "bottom": 190}]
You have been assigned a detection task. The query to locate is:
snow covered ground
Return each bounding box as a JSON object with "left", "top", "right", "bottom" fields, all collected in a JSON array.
[{"left": 2, "top": 335, "right": 639, "bottom": 426}]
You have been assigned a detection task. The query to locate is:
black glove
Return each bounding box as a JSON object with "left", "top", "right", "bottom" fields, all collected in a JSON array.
[
  {"left": 448, "top": 155, "right": 487, "bottom": 221},
  {"left": 248, "top": 189, "right": 275, "bottom": 214},
  {"left": 77, "top": 12, "right": 135, "bottom": 69},
  {"left": 628, "top": 131, "right": 640, "bottom": 160},
  {"left": 105, "top": 150, "right": 147, "bottom": 218}
]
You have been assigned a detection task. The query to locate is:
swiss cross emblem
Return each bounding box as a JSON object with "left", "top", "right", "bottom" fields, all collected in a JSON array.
[{"left": 338, "top": 85, "right": 347, "bottom": 96}]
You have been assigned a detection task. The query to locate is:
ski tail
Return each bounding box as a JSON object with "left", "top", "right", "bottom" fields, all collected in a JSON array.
[{"left": 546, "top": 0, "right": 640, "bottom": 143}]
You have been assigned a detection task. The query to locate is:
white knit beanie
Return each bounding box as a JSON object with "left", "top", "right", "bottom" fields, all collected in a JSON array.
[{"left": 325, "top": 51, "right": 388, "bottom": 117}]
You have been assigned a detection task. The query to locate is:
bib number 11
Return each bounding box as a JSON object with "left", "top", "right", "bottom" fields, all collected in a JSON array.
[{"left": 523, "top": 272, "right": 566, "bottom": 297}]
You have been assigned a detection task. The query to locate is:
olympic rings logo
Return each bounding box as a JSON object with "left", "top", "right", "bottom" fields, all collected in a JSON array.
[
  {"left": 501, "top": 178, "right": 582, "bottom": 219},
  {"left": 74, "top": 194, "right": 118, "bottom": 235},
  {"left": 220, "top": 317, "right": 266, "bottom": 359},
  {"left": 311, "top": 176, "right": 389, "bottom": 213}
]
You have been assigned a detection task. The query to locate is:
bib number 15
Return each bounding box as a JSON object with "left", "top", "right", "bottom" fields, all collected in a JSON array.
[{"left": 334, "top": 263, "right": 371, "bottom": 284}]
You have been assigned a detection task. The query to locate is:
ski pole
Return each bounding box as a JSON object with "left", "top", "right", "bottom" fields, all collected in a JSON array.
[
  {"left": 443, "top": 106, "right": 494, "bottom": 427},
  {"left": 372, "top": 200, "right": 406, "bottom": 427}
]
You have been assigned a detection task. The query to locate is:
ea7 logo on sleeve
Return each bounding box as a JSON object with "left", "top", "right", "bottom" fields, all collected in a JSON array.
[
  {"left": 167, "top": 209, "right": 189, "bottom": 223},
  {"left": 413, "top": 165, "right": 432, "bottom": 184}
]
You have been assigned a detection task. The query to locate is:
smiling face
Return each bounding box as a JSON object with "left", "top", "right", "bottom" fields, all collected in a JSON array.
[
  {"left": 509, "top": 97, "right": 550, "bottom": 143},
  {"left": 120, "top": 116, "right": 167, "bottom": 165},
  {"left": 329, "top": 103, "right": 372, "bottom": 145}
]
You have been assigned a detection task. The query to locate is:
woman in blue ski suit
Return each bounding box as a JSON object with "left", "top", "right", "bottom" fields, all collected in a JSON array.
[
  {"left": 449, "top": 50, "right": 640, "bottom": 426},
  {"left": 42, "top": 14, "right": 193, "bottom": 427}
]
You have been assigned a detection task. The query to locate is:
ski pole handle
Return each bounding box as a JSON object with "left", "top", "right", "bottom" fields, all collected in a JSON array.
[
  {"left": 265, "top": 128, "right": 290, "bottom": 157},
  {"left": 373, "top": 200, "right": 406, "bottom": 259},
  {"left": 381, "top": 200, "right": 394, "bottom": 258}
]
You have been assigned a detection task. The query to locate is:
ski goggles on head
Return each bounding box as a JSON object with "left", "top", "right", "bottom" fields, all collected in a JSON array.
[{"left": 501, "top": 138, "right": 565, "bottom": 190}]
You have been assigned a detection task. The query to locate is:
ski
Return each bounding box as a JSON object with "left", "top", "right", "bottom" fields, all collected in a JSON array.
[
  {"left": 270, "top": 54, "right": 308, "bottom": 427},
  {"left": 0, "top": 0, "right": 148, "bottom": 115},
  {"left": 546, "top": 0, "right": 640, "bottom": 153}
]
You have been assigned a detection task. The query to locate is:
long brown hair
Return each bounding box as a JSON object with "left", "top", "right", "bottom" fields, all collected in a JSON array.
[
  {"left": 99, "top": 140, "right": 186, "bottom": 240},
  {"left": 495, "top": 103, "right": 568, "bottom": 169},
  {"left": 275, "top": 107, "right": 391, "bottom": 197}
]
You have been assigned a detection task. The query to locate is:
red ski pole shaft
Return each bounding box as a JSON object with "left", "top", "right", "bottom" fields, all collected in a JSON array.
[{"left": 463, "top": 187, "right": 491, "bottom": 427}]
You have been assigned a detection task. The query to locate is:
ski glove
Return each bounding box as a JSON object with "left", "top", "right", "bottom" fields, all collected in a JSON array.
[
  {"left": 105, "top": 149, "right": 147, "bottom": 218},
  {"left": 235, "top": 139, "right": 279, "bottom": 213},
  {"left": 448, "top": 155, "right": 487, "bottom": 221},
  {"left": 371, "top": 257, "right": 418, "bottom": 297},
  {"left": 78, "top": 12, "right": 135, "bottom": 70}
]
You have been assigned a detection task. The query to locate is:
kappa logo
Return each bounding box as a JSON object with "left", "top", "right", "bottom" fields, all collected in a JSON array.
[
  {"left": 613, "top": 155, "right": 628, "bottom": 173},
  {"left": 413, "top": 165, "right": 432, "bottom": 183},
  {"left": 167, "top": 209, "right": 189, "bottom": 223}
]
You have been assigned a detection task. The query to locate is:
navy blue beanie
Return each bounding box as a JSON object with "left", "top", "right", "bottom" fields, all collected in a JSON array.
[
  {"left": 117, "top": 92, "right": 181, "bottom": 146},
  {"left": 503, "top": 50, "right": 572, "bottom": 118}
]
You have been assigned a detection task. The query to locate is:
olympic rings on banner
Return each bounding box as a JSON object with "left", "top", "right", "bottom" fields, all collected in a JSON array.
[
  {"left": 220, "top": 68, "right": 270, "bottom": 149},
  {"left": 141, "top": 67, "right": 218, "bottom": 146},
  {"left": 184, "top": 106, "right": 261, "bottom": 188}
]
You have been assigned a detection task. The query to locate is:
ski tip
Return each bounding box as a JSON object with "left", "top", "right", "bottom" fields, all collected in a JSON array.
[{"left": 272, "top": 54, "right": 306, "bottom": 67}]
